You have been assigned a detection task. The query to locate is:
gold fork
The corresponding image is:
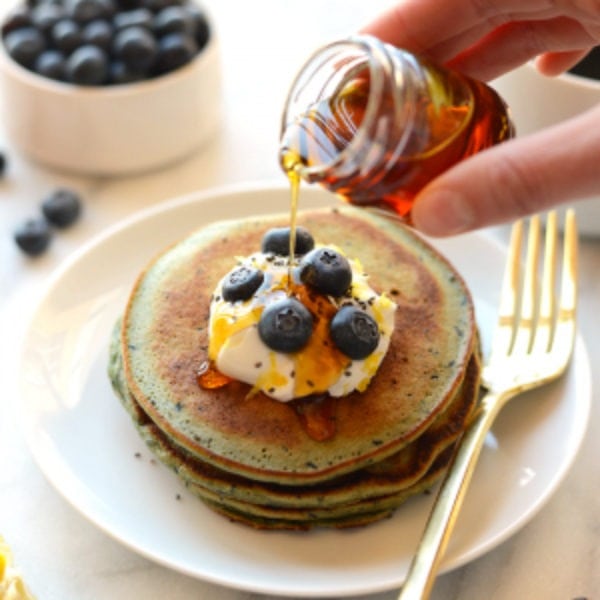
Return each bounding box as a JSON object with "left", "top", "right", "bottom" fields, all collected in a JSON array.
[{"left": 398, "top": 210, "right": 578, "bottom": 600}]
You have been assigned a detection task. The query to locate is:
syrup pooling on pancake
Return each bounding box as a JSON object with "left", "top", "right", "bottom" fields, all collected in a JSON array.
[
  {"left": 111, "top": 206, "right": 480, "bottom": 527},
  {"left": 203, "top": 227, "right": 397, "bottom": 402}
]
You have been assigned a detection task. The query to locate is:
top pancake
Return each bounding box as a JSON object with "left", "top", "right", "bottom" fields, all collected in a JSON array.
[{"left": 120, "top": 205, "right": 476, "bottom": 483}]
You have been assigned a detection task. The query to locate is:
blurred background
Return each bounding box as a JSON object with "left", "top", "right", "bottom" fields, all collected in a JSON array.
[{"left": 1, "top": 2, "right": 598, "bottom": 600}]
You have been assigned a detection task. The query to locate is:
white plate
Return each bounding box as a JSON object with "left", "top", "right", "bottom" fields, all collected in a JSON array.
[{"left": 18, "top": 183, "right": 591, "bottom": 597}]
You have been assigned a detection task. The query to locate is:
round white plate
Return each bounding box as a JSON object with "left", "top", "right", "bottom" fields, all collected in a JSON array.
[{"left": 18, "top": 183, "right": 591, "bottom": 597}]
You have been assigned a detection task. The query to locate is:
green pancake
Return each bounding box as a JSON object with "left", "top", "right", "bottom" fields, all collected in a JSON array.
[
  {"left": 111, "top": 205, "right": 479, "bottom": 499},
  {"left": 110, "top": 324, "right": 479, "bottom": 529}
]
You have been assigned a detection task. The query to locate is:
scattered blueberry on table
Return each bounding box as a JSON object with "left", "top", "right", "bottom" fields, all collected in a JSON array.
[
  {"left": 14, "top": 218, "right": 52, "bottom": 256},
  {"left": 2, "top": 0, "right": 211, "bottom": 85},
  {"left": 13, "top": 184, "right": 83, "bottom": 257},
  {"left": 42, "top": 188, "right": 82, "bottom": 228}
]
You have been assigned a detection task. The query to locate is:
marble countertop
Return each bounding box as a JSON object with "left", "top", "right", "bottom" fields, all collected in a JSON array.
[{"left": 1, "top": 1, "right": 598, "bottom": 599}]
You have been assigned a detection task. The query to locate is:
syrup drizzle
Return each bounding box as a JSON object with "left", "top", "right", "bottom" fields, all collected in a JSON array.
[
  {"left": 196, "top": 160, "right": 340, "bottom": 442},
  {"left": 286, "top": 164, "right": 301, "bottom": 289}
]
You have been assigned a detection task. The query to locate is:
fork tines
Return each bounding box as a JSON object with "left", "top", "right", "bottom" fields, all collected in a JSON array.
[{"left": 491, "top": 209, "right": 578, "bottom": 363}]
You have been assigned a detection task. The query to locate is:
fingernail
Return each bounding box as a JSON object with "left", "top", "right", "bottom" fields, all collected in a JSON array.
[{"left": 413, "top": 190, "right": 475, "bottom": 236}]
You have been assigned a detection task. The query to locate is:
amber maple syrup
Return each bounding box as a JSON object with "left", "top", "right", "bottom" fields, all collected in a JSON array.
[
  {"left": 197, "top": 360, "right": 233, "bottom": 389},
  {"left": 287, "top": 167, "right": 300, "bottom": 286},
  {"left": 279, "top": 35, "right": 514, "bottom": 220}
]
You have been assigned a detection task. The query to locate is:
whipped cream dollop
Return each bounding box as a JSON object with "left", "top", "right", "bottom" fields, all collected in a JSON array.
[{"left": 207, "top": 246, "right": 396, "bottom": 402}]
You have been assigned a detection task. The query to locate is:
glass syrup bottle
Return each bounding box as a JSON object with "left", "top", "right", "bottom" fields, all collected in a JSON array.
[{"left": 279, "top": 34, "right": 515, "bottom": 221}]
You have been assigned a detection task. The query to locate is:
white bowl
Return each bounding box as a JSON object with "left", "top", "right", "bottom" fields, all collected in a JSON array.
[{"left": 0, "top": 9, "right": 221, "bottom": 176}]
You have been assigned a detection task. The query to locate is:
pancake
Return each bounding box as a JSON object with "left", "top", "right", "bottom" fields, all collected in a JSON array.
[
  {"left": 109, "top": 205, "right": 481, "bottom": 528},
  {"left": 110, "top": 325, "right": 479, "bottom": 528},
  {"left": 117, "top": 206, "right": 477, "bottom": 482}
]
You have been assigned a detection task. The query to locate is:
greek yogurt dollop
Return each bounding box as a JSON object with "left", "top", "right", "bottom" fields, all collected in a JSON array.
[{"left": 207, "top": 246, "right": 396, "bottom": 402}]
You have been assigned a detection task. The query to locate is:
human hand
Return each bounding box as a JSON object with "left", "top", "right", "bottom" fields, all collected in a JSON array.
[{"left": 362, "top": 0, "right": 600, "bottom": 235}]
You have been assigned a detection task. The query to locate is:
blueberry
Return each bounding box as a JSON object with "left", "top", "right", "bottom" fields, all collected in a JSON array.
[
  {"left": 82, "top": 19, "right": 113, "bottom": 52},
  {"left": 99, "top": 0, "right": 117, "bottom": 19},
  {"left": 68, "top": 0, "right": 116, "bottom": 23},
  {"left": 184, "top": 4, "right": 209, "bottom": 50},
  {"left": 115, "top": 0, "right": 143, "bottom": 8},
  {"left": 109, "top": 59, "right": 145, "bottom": 84},
  {"left": 1, "top": 8, "right": 32, "bottom": 37},
  {"left": 66, "top": 44, "right": 108, "bottom": 84},
  {"left": 4, "top": 27, "right": 46, "bottom": 68},
  {"left": 31, "top": 3, "right": 65, "bottom": 33},
  {"left": 34, "top": 49, "right": 66, "bottom": 80},
  {"left": 113, "top": 8, "right": 154, "bottom": 31},
  {"left": 330, "top": 306, "right": 380, "bottom": 359},
  {"left": 153, "top": 31, "right": 196, "bottom": 74},
  {"left": 113, "top": 25, "right": 158, "bottom": 72},
  {"left": 141, "top": 0, "right": 185, "bottom": 10},
  {"left": 221, "top": 266, "right": 264, "bottom": 302},
  {"left": 258, "top": 298, "right": 313, "bottom": 353},
  {"left": 41, "top": 188, "right": 82, "bottom": 228},
  {"left": 261, "top": 227, "right": 314, "bottom": 257},
  {"left": 2, "top": 0, "right": 206, "bottom": 85},
  {"left": 14, "top": 218, "right": 52, "bottom": 256},
  {"left": 153, "top": 6, "right": 195, "bottom": 37},
  {"left": 299, "top": 247, "right": 352, "bottom": 297},
  {"left": 51, "top": 19, "right": 82, "bottom": 54}
]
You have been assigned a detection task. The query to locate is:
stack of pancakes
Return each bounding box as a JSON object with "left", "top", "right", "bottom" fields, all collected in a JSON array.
[{"left": 108, "top": 206, "right": 481, "bottom": 529}]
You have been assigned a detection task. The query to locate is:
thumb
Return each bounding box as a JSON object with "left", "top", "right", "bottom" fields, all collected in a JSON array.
[{"left": 411, "top": 103, "right": 600, "bottom": 236}]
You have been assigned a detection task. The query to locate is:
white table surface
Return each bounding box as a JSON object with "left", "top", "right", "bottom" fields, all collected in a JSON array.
[{"left": 1, "top": 2, "right": 599, "bottom": 599}]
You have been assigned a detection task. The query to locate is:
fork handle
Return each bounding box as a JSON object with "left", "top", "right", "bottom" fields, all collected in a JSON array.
[{"left": 398, "top": 390, "right": 508, "bottom": 600}]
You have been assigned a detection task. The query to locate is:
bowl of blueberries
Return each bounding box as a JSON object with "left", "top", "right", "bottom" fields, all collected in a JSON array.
[{"left": 0, "top": 0, "right": 219, "bottom": 175}]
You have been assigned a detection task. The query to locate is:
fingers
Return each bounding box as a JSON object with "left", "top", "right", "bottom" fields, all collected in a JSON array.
[
  {"left": 362, "top": 0, "right": 600, "bottom": 237},
  {"left": 362, "top": 0, "right": 600, "bottom": 82},
  {"left": 410, "top": 105, "right": 600, "bottom": 236},
  {"left": 447, "top": 17, "right": 596, "bottom": 80},
  {"left": 361, "top": 0, "right": 599, "bottom": 59},
  {"left": 534, "top": 49, "right": 592, "bottom": 75},
  {"left": 360, "top": 0, "right": 529, "bottom": 55}
]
